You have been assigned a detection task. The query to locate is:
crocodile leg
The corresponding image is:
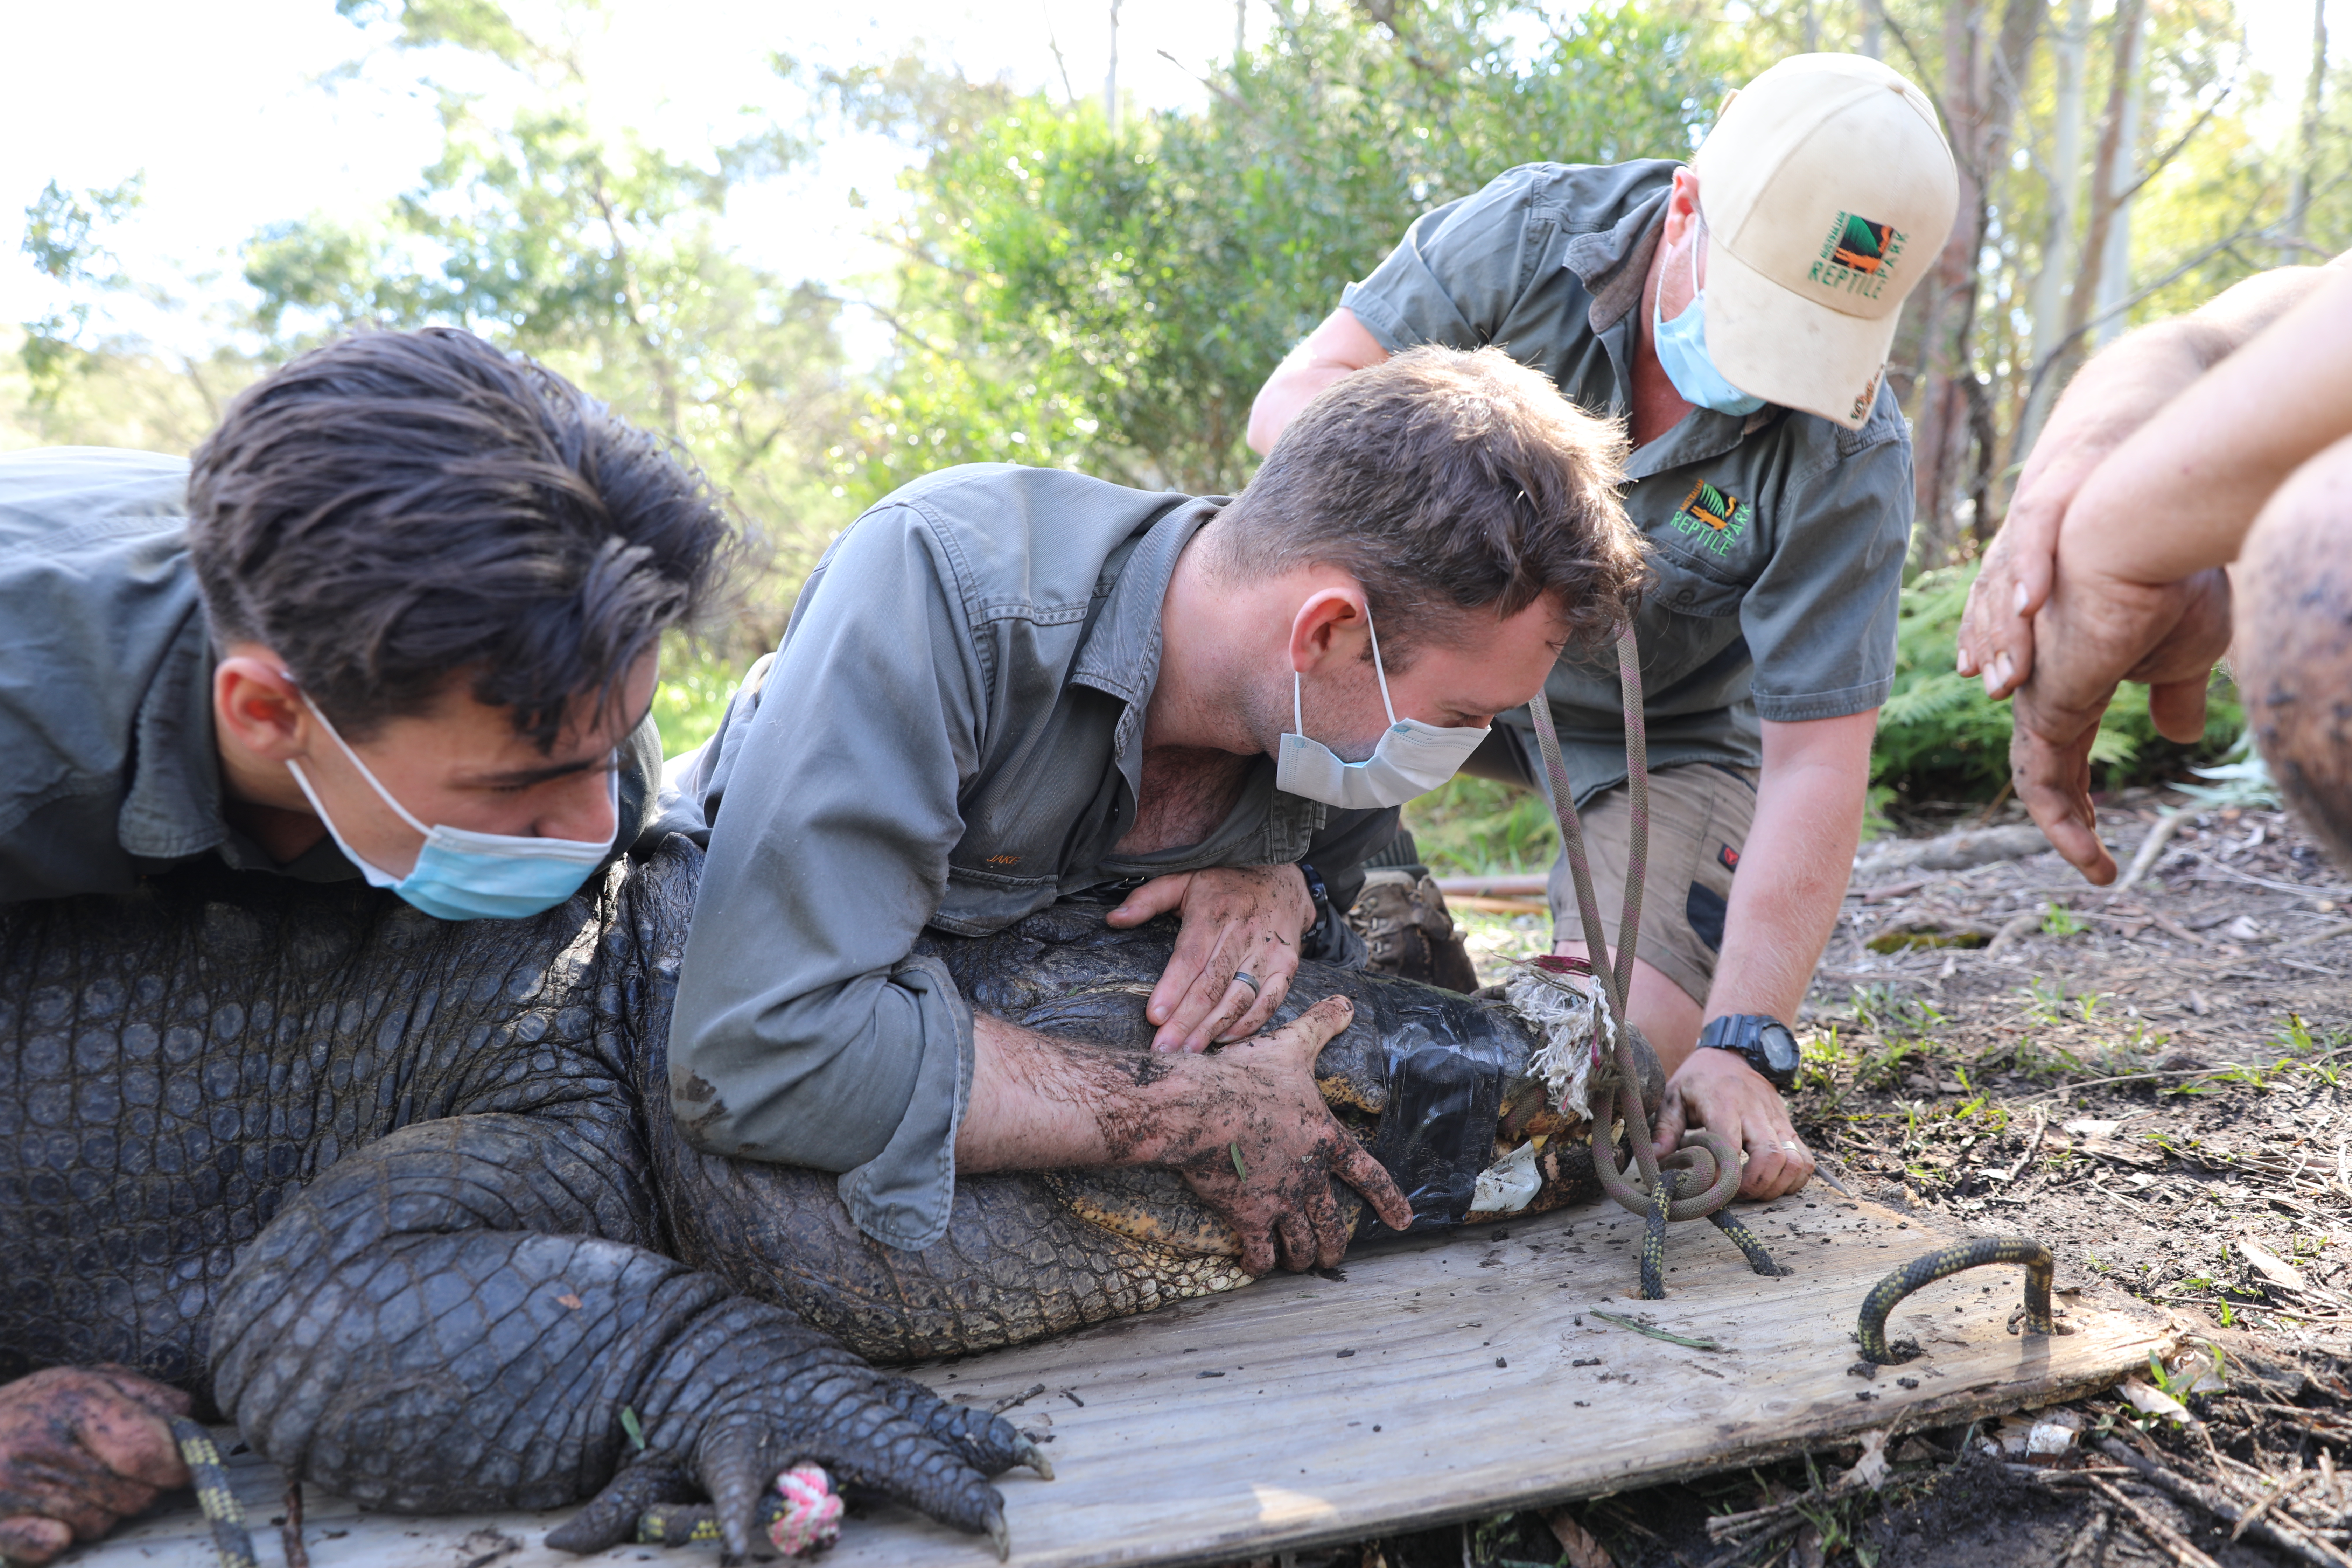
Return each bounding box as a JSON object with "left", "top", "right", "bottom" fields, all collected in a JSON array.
[{"left": 209, "top": 1113, "right": 1035, "bottom": 1557}]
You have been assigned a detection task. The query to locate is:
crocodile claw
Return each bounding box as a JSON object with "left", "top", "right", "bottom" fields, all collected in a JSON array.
[
  {"left": 1014, "top": 1438, "right": 1054, "bottom": 1482},
  {"left": 985, "top": 1505, "right": 1011, "bottom": 1562}
]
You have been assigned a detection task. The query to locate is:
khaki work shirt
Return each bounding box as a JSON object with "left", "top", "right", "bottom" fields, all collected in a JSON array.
[
  {"left": 0, "top": 447, "right": 661, "bottom": 903},
  {"left": 1342, "top": 160, "right": 1913, "bottom": 805},
  {"left": 667, "top": 464, "right": 1396, "bottom": 1250}
]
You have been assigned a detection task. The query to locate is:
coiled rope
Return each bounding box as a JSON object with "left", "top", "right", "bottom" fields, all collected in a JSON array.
[{"left": 1524, "top": 626, "right": 1776, "bottom": 1297}]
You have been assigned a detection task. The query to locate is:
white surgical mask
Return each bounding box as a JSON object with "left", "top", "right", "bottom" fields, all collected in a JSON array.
[
  {"left": 1275, "top": 609, "right": 1489, "bottom": 810},
  {"left": 283, "top": 691, "right": 616, "bottom": 922}
]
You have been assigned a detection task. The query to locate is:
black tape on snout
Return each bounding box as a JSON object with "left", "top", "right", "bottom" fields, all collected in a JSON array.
[{"left": 1366, "top": 1042, "right": 1510, "bottom": 1232}]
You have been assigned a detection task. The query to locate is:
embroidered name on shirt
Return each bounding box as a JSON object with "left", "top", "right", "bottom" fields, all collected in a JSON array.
[
  {"left": 1807, "top": 212, "right": 1906, "bottom": 300},
  {"left": 985, "top": 854, "right": 1022, "bottom": 866},
  {"left": 1672, "top": 480, "right": 1753, "bottom": 558}
]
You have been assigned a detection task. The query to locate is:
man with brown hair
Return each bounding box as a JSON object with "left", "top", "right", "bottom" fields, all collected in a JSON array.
[
  {"left": 0, "top": 326, "right": 736, "bottom": 1563},
  {"left": 1250, "top": 54, "right": 1959, "bottom": 1201},
  {"left": 669, "top": 345, "right": 1646, "bottom": 1277}
]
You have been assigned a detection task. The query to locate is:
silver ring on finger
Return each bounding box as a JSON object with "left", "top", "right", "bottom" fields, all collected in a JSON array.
[{"left": 1233, "top": 971, "right": 1260, "bottom": 996}]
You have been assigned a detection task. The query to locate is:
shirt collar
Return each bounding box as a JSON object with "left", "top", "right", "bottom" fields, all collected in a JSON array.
[
  {"left": 114, "top": 607, "right": 229, "bottom": 862},
  {"left": 1565, "top": 174, "right": 1786, "bottom": 478},
  {"left": 1068, "top": 495, "right": 1224, "bottom": 779}
]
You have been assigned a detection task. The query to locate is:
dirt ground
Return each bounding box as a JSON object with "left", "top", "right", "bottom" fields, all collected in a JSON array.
[{"left": 1229, "top": 792, "right": 2352, "bottom": 1568}]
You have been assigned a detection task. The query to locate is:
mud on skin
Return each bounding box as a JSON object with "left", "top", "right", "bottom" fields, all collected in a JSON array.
[{"left": 0, "top": 840, "right": 1655, "bottom": 1544}]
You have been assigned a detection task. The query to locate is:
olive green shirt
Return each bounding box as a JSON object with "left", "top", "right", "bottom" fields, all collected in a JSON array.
[
  {"left": 0, "top": 447, "right": 660, "bottom": 904},
  {"left": 1342, "top": 160, "right": 1913, "bottom": 804},
  {"left": 667, "top": 464, "right": 1397, "bottom": 1250}
]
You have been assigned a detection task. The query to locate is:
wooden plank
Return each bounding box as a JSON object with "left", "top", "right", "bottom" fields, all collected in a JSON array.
[{"left": 70, "top": 1194, "right": 2171, "bottom": 1568}]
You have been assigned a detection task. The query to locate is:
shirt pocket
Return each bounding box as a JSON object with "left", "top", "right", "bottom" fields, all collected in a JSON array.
[
  {"left": 934, "top": 861, "right": 1064, "bottom": 936},
  {"left": 1645, "top": 552, "right": 1748, "bottom": 620}
]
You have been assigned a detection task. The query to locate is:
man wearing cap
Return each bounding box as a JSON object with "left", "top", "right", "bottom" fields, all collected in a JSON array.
[{"left": 1249, "top": 54, "right": 1958, "bottom": 1201}]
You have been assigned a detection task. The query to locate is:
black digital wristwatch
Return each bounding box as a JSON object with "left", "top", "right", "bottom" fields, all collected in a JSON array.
[{"left": 1696, "top": 1013, "right": 1801, "bottom": 1090}]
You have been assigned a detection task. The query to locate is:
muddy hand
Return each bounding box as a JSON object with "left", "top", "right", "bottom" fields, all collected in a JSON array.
[
  {"left": 0, "top": 1364, "right": 192, "bottom": 1564},
  {"left": 2011, "top": 564, "right": 2232, "bottom": 883},
  {"left": 1169, "top": 996, "right": 1413, "bottom": 1273},
  {"left": 1112, "top": 865, "right": 1315, "bottom": 1053}
]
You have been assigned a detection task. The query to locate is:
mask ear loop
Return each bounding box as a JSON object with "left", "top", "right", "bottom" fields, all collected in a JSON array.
[
  {"left": 282, "top": 677, "right": 434, "bottom": 838},
  {"left": 1363, "top": 605, "right": 1399, "bottom": 728}
]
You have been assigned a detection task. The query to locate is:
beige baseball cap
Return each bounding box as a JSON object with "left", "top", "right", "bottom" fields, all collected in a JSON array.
[{"left": 1691, "top": 53, "right": 1959, "bottom": 429}]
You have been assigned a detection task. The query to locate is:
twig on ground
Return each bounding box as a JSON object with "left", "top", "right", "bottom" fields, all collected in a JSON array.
[
  {"left": 2115, "top": 810, "right": 2187, "bottom": 892},
  {"left": 2061, "top": 1503, "right": 2115, "bottom": 1568},
  {"left": 282, "top": 1480, "right": 310, "bottom": 1568},
  {"left": 2234, "top": 1470, "right": 2320, "bottom": 1542},
  {"left": 1985, "top": 909, "right": 2043, "bottom": 958},
  {"left": 990, "top": 1382, "right": 1048, "bottom": 1414},
  {"left": 2087, "top": 1475, "right": 2224, "bottom": 1568},
  {"left": 1996, "top": 1109, "right": 2049, "bottom": 1184},
  {"left": 2099, "top": 1438, "right": 2352, "bottom": 1568},
  {"left": 2274, "top": 920, "right": 2352, "bottom": 954}
]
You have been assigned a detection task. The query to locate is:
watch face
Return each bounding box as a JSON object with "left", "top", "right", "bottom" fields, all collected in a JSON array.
[{"left": 1758, "top": 1021, "right": 1800, "bottom": 1074}]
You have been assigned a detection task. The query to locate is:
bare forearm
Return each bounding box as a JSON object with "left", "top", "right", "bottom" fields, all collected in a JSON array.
[
  {"left": 2066, "top": 262, "right": 2352, "bottom": 582},
  {"left": 1245, "top": 307, "right": 1391, "bottom": 454},
  {"left": 1704, "top": 722, "right": 1874, "bottom": 1029},
  {"left": 1247, "top": 363, "right": 1356, "bottom": 454},
  {"left": 955, "top": 1014, "right": 1184, "bottom": 1171}
]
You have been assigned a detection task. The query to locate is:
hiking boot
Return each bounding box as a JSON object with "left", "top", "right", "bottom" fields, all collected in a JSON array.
[{"left": 1348, "top": 868, "right": 1479, "bottom": 993}]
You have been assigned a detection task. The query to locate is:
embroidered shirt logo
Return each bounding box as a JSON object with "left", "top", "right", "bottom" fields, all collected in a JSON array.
[
  {"left": 1807, "top": 212, "right": 1906, "bottom": 300},
  {"left": 1672, "top": 479, "right": 1754, "bottom": 558}
]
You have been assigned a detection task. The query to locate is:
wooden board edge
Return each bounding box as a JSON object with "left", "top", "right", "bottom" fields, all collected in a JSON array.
[{"left": 1030, "top": 1322, "right": 2177, "bottom": 1568}]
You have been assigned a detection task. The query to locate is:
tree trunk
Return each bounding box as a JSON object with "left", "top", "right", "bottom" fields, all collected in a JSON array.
[
  {"left": 2284, "top": 0, "right": 2329, "bottom": 259},
  {"left": 1910, "top": 0, "right": 2047, "bottom": 562},
  {"left": 2016, "top": 0, "right": 2088, "bottom": 462},
  {"left": 2046, "top": 0, "right": 2144, "bottom": 423},
  {"left": 2092, "top": 11, "right": 2144, "bottom": 348},
  {"left": 1105, "top": 0, "right": 1122, "bottom": 131}
]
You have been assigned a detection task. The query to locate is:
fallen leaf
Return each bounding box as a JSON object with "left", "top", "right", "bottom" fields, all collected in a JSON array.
[
  {"left": 1847, "top": 1428, "right": 1894, "bottom": 1491},
  {"left": 1543, "top": 1507, "right": 1616, "bottom": 1568},
  {"left": 2120, "top": 1377, "right": 2197, "bottom": 1426},
  {"left": 2239, "top": 1238, "right": 2308, "bottom": 1292}
]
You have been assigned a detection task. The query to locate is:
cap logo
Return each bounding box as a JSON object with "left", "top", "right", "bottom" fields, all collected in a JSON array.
[
  {"left": 1672, "top": 479, "right": 1753, "bottom": 558},
  {"left": 1807, "top": 212, "right": 1907, "bottom": 300},
  {"left": 1849, "top": 368, "right": 1884, "bottom": 423}
]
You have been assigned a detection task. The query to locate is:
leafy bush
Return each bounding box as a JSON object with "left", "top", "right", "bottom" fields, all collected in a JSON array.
[
  {"left": 1402, "top": 775, "right": 1560, "bottom": 877},
  {"left": 1872, "top": 563, "right": 2242, "bottom": 802}
]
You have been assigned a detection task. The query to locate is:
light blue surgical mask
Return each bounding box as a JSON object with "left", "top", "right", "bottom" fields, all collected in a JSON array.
[
  {"left": 1275, "top": 608, "right": 1489, "bottom": 810},
  {"left": 1652, "top": 221, "right": 1766, "bottom": 417},
  {"left": 283, "top": 692, "right": 615, "bottom": 922}
]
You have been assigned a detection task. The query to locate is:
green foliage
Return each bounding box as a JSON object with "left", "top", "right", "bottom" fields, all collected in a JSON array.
[
  {"left": 1401, "top": 775, "right": 1559, "bottom": 877},
  {"left": 239, "top": 2, "right": 850, "bottom": 650},
  {"left": 1874, "top": 562, "right": 2242, "bottom": 800},
  {"left": 841, "top": 0, "right": 1716, "bottom": 497},
  {"left": 16, "top": 175, "right": 147, "bottom": 404}
]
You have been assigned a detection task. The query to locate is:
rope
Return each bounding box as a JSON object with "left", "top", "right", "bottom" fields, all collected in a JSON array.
[
  {"left": 168, "top": 1418, "right": 257, "bottom": 1568},
  {"left": 1856, "top": 1237, "right": 2056, "bottom": 1365},
  {"left": 1524, "top": 624, "right": 1758, "bottom": 1294}
]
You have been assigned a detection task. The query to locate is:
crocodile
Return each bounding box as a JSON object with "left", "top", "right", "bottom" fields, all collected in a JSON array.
[{"left": 0, "top": 836, "right": 1655, "bottom": 1552}]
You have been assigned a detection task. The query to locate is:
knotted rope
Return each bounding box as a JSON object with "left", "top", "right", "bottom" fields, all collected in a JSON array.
[{"left": 1524, "top": 626, "right": 1772, "bottom": 1296}]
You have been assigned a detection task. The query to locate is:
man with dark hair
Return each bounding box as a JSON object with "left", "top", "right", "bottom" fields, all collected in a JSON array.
[
  {"left": 669, "top": 345, "right": 1645, "bottom": 1275},
  {"left": 0, "top": 326, "right": 734, "bottom": 1560},
  {"left": 1, "top": 326, "right": 732, "bottom": 912},
  {"left": 1250, "top": 54, "right": 1959, "bottom": 1202}
]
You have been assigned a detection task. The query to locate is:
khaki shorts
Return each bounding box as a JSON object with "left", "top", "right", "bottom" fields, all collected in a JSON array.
[{"left": 1544, "top": 763, "right": 1757, "bottom": 1007}]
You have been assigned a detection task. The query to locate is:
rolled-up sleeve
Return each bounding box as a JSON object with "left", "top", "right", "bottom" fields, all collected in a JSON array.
[
  {"left": 1740, "top": 418, "right": 1913, "bottom": 724},
  {"left": 1340, "top": 166, "right": 1550, "bottom": 352},
  {"left": 668, "top": 507, "right": 987, "bottom": 1250}
]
